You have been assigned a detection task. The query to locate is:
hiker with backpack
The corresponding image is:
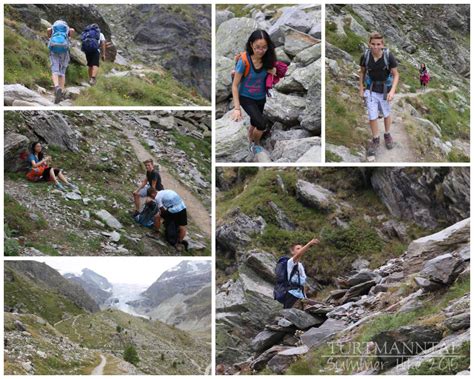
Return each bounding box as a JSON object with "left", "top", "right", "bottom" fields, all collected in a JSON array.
[
  {"left": 274, "top": 238, "right": 320, "bottom": 309},
  {"left": 359, "top": 32, "right": 399, "bottom": 159},
  {"left": 132, "top": 159, "right": 164, "bottom": 217},
  {"left": 26, "top": 142, "right": 77, "bottom": 192},
  {"left": 419, "top": 63, "right": 430, "bottom": 90},
  {"left": 47, "top": 20, "right": 75, "bottom": 104},
  {"left": 146, "top": 188, "right": 189, "bottom": 251},
  {"left": 230, "top": 30, "right": 278, "bottom": 156},
  {"left": 81, "top": 24, "right": 106, "bottom": 86}
]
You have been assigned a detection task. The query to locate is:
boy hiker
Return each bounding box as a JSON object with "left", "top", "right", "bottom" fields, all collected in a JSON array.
[
  {"left": 274, "top": 238, "right": 320, "bottom": 309},
  {"left": 132, "top": 159, "right": 164, "bottom": 217},
  {"left": 47, "top": 20, "right": 75, "bottom": 104},
  {"left": 81, "top": 24, "right": 106, "bottom": 85},
  {"left": 359, "top": 32, "right": 399, "bottom": 159},
  {"left": 146, "top": 188, "right": 189, "bottom": 251}
]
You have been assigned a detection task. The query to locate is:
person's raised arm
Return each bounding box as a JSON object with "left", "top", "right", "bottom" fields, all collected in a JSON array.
[{"left": 293, "top": 238, "right": 320, "bottom": 262}]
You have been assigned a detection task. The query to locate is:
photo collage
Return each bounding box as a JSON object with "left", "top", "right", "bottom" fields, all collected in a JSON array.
[{"left": 2, "top": 1, "right": 471, "bottom": 376}]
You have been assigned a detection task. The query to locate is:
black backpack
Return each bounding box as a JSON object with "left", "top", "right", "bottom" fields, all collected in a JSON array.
[
  {"left": 134, "top": 201, "right": 158, "bottom": 228},
  {"left": 165, "top": 219, "right": 179, "bottom": 247},
  {"left": 273, "top": 256, "right": 303, "bottom": 304}
]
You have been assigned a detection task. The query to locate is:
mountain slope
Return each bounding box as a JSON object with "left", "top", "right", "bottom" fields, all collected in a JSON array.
[{"left": 65, "top": 268, "right": 113, "bottom": 306}]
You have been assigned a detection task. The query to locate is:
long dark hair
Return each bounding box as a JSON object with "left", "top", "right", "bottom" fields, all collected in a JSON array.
[
  {"left": 31, "top": 142, "right": 44, "bottom": 161},
  {"left": 420, "top": 63, "right": 426, "bottom": 70},
  {"left": 245, "top": 29, "right": 276, "bottom": 70}
]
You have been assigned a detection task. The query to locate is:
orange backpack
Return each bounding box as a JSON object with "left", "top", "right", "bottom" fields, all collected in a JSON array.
[
  {"left": 26, "top": 164, "right": 46, "bottom": 182},
  {"left": 231, "top": 51, "right": 251, "bottom": 80}
]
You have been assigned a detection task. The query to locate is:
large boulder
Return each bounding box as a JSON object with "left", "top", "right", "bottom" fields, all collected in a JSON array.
[
  {"left": 295, "top": 180, "right": 334, "bottom": 211},
  {"left": 271, "top": 137, "right": 321, "bottom": 162},
  {"left": 250, "top": 330, "right": 286, "bottom": 353},
  {"left": 300, "top": 318, "right": 347, "bottom": 348},
  {"left": 215, "top": 109, "right": 249, "bottom": 162},
  {"left": 216, "top": 10, "right": 234, "bottom": 29},
  {"left": 280, "top": 308, "right": 324, "bottom": 329},
  {"left": 371, "top": 325, "right": 443, "bottom": 367},
  {"left": 403, "top": 218, "right": 470, "bottom": 274},
  {"left": 94, "top": 210, "right": 123, "bottom": 230},
  {"left": 4, "top": 84, "right": 54, "bottom": 107},
  {"left": 299, "top": 80, "right": 321, "bottom": 135},
  {"left": 294, "top": 43, "right": 321, "bottom": 66},
  {"left": 216, "top": 17, "right": 258, "bottom": 57},
  {"left": 243, "top": 250, "right": 276, "bottom": 283},
  {"left": 4, "top": 133, "right": 30, "bottom": 173},
  {"left": 276, "top": 58, "right": 321, "bottom": 94},
  {"left": 265, "top": 92, "right": 307, "bottom": 126},
  {"left": 216, "top": 56, "right": 234, "bottom": 102},
  {"left": 419, "top": 253, "right": 465, "bottom": 285},
  {"left": 282, "top": 27, "right": 319, "bottom": 57},
  {"left": 339, "top": 280, "right": 376, "bottom": 304}
]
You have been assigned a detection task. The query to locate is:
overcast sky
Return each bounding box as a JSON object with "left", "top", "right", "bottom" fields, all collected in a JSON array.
[{"left": 14, "top": 257, "right": 210, "bottom": 285}]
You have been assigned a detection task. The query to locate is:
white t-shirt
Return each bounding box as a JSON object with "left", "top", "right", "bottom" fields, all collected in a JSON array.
[
  {"left": 98, "top": 33, "right": 106, "bottom": 52},
  {"left": 287, "top": 258, "right": 306, "bottom": 299}
]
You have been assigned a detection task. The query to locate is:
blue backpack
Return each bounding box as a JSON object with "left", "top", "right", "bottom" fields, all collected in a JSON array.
[
  {"left": 273, "top": 256, "right": 302, "bottom": 304},
  {"left": 81, "top": 24, "right": 101, "bottom": 54},
  {"left": 363, "top": 47, "right": 393, "bottom": 89},
  {"left": 134, "top": 201, "right": 158, "bottom": 228},
  {"left": 48, "top": 21, "right": 70, "bottom": 54}
]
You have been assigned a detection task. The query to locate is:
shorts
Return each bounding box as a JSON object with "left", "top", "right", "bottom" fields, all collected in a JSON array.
[
  {"left": 364, "top": 89, "right": 391, "bottom": 121},
  {"left": 42, "top": 167, "right": 61, "bottom": 181},
  {"left": 138, "top": 184, "right": 151, "bottom": 197},
  {"left": 85, "top": 50, "right": 100, "bottom": 67},
  {"left": 240, "top": 95, "right": 267, "bottom": 131},
  {"left": 50, "top": 52, "right": 70, "bottom": 76},
  {"left": 283, "top": 292, "right": 300, "bottom": 309},
  {"left": 161, "top": 208, "right": 188, "bottom": 227}
]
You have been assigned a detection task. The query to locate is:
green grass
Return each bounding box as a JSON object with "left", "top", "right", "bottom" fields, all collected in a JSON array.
[
  {"left": 74, "top": 72, "right": 210, "bottom": 106},
  {"left": 326, "top": 25, "right": 366, "bottom": 60},
  {"left": 4, "top": 193, "right": 48, "bottom": 236}
]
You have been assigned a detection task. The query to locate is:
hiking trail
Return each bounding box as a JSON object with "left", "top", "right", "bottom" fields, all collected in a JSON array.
[
  {"left": 124, "top": 129, "right": 211, "bottom": 237},
  {"left": 371, "top": 86, "right": 457, "bottom": 162},
  {"left": 91, "top": 354, "right": 106, "bottom": 375}
]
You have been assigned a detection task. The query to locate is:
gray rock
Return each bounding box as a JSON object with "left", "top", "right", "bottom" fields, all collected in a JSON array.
[
  {"left": 153, "top": 116, "right": 176, "bottom": 131},
  {"left": 250, "top": 330, "right": 286, "bottom": 352},
  {"left": 275, "top": 47, "right": 292, "bottom": 64},
  {"left": 413, "top": 276, "right": 441, "bottom": 291},
  {"left": 14, "top": 320, "right": 27, "bottom": 332},
  {"left": 300, "top": 318, "right": 347, "bottom": 348},
  {"left": 419, "top": 253, "right": 465, "bottom": 285},
  {"left": 4, "top": 133, "right": 30, "bottom": 173},
  {"left": 265, "top": 91, "right": 307, "bottom": 126},
  {"left": 369, "top": 284, "right": 388, "bottom": 295},
  {"left": 278, "top": 345, "right": 309, "bottom": 356},
  {"left": 294, "top": 43, "right": 321, "bottom": 66},
  {"left": 325, "top": 42, "right": 355, "bottom": 63},
  {"left": 65, "top": 86, "right": 82, "bottom": 100},
  {"left": 280, "top": 308, "right": 324, "bottom": 329},
  {"left": 268, "top": 7, "right": 315, "bottom": 36},
  {"left": 326, "top": 58, "right": 340, "bottom": 76},
  {"left": 268, "top": 201, "right": 296, "bottom": 230},
  {"left": 29, "top": 112, "right": 80, "bottom": 152},
  {"left": 95, "top": 210, "right": 123, "bottom": 230},
  {"left": 296, "top": 146, "right": 321, "bottom": 163},
  {"left": 216, "top": 279, "right": 247, "bottom": 312},
  {"left": 272, "top": 137, "right": 321, "bottom": 162},
  {"left": 444, "top": 312, "right": 469, "bottom": 331},
  {"left": 295, "top": 179, "right": 334, "bottom": 211},
  {"left": 282, "top": 27, "right": 319, "bottom": 57},
  {"left": 347, "top": 270, "right": 381, "bottom": 287},
  {"left": 216, "top": 10, "right": 235, "bottom": 29},
  {"left": 299, "top": 80, "right": 321, "bottom": 135},
  {"left": 244, "top": 250, "right": 276, "bottom": 283},
  {"left": 326, "top": 143, "right": 361, "bottom": 162},
  {"left": 339, "top": 280, "right": 376, "bottom": 304},
  {"left": 277, "top": 58, "right": 321, "bottom": 94},
  {"left": 371, "top": 325, "right": 443, "bottom": 367},
  {"left": 216, "top": 56, "right": 234, "bottom": 102},
  {"left": 4, "top": 84, "right": 54, "bottom": 106},
  {"left": 215, "top": 109, "right": 249, "bottom": 162},
  {"left": 352, "top": 258, "right": 370, "bottom": 271},
  {"left": 65, "top": 192, "right": 82, "bottom": 201},
  {"left": 267, "top": 354, "right": 294, "bottom": 374},
  {"left": 250, "top": 345, "right": 288, "bottom": 371},
  {"left": 216, "top": 18, "right": 259, "bottom": 57}
]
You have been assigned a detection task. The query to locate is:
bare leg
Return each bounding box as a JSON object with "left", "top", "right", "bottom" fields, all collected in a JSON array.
[
  {"left": 91, "top": 66, "right": 99, "bottom": 78},
  {"left": 133, "top": 193, "right": 142, "bottom": 212},
  {"left": 252, "top": 129, "right": 264, "bottom": 145},
  {"left": 57, "top": 171, "right": 69, "bottom": 185},
  {"left": 49, "top": 169, "right": 59, "bottom": 184},
  {"left": 153, "top": 214, "right": 162, "bottom": 232},
  {"left": 178, "top": 226, "right": 187, "bottom": 242},
  {"left": 52, "top": 74, "right": 60, "bottom": 87},
  {"left": 88, "top": 66, "right": 93, "bottom": 79},
  {"left": 369, "top": 119, "right": 379, "bottom": 138},
  {"left": 383, "top": 115, "right": 392, "bottom": 134},
  {"left": 58, "top": 75, "right": 65, "bottom": 90}
]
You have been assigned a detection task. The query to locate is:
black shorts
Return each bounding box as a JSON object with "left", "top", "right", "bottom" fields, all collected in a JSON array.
[
  {"left": 42, "top": 167, "right": 60, "bottom": 181},
  {"left": 85, "top": 50, "right": 100, "bottom": 67},
  {"left": 161, "top": 208, "right": 187, "bottom": 226},
  {"left": 283, "top": 292, "right": 299, "bottom": 309},
  {"left": 239, "top": 95, "right": 267, "bottom": 131}
]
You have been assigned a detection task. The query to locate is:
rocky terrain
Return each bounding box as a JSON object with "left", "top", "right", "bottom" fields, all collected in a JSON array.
[
  {"left": 65, "top": 269, "right": 113, "bottom": 306},
  {"left": 4, "top": 110, "right": 211, "bottom": 256},
  {"left": 128, "top": 260, "right": 212, "bottom": 331},
  {"left": 215, "top": 4, "right": 321, "bottom": 163},
  {"left": 4, "top": 260, "right": 211, "bottom": 375},
  {"left": 325, "top": 4, "right": 470, "bottom": 162},
  {"left": 4, "top": 4, "right": 210, "bottom": 106},
  {"left": 215, "top": 167, "right": 470, "bottom": 374}
]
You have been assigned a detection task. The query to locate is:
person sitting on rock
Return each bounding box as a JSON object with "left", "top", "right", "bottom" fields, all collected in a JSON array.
[
  {"left": 80, "top": 24, "right": 107, "bottom": 86},
  {"left": 132, "top": 159, "right": 164, "bottom": 217},
  {"left": 283, "top": 238, "right": 320, "bottom": 309},
  {"left": 146, "top": 187, "right": 189, "bottom": 251},
  {"left": 27, "top": 142, "right": 76, "bottom": 192},
  {"left": 359, "top": 32, "right": 399, "bottom": 158},
  {"left": 47, "top": 20, "right": 75, "bottom": 104},
  {"left": 230, "top": 29, "right": 277, "bottom": 156}
]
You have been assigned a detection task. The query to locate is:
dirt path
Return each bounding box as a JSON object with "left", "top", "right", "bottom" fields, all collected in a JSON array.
[
  {"left": 372, "top": 87, "right": 457, "bottom": 162},
  {"left": 124, "top": 129, "right": 211, "bottom": 237},
  {"left": 91, "top": 354, "right": 107, "bottom": 375}
]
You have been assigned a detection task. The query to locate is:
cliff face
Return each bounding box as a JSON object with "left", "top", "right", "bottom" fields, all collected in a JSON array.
[{"left": 64, "top": 268, "right": 113, "bottom": 306}]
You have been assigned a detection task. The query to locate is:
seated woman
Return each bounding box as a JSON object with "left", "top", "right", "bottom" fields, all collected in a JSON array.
[{"left": 27, "top": 142, "right": 76, "bottom": 192}]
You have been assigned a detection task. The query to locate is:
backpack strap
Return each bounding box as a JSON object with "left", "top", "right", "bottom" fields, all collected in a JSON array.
[{"left": 241, "top": 51, "right": 251, "bottom": 78}]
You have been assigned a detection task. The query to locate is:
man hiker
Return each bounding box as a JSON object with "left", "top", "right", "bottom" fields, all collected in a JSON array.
[
  {"left": 146, "top": 188, "right": 189, "bottom": 251},
  {"left": 274, "top": 238, "right": 320, "bottom": 309},
  {"left": 47, "top": 20, "right": 75, "bottom": 104},
  {"left": 359, "top": 32, "right": 399, "bottom": 159},
  {"left": 81, "top": 24, "right": 106, "bottom": 85},
  {"left": 132, "top": 159, "right": 164, "bottom": 217}
]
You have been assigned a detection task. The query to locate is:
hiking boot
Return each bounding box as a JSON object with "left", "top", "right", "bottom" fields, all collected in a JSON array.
[
  {"left": 66, "top": 182, "right": 78, "bottom": 191},
  {"left": 55, "top": 183, "right": 66, "bottom": 192},
  {"left": 89, "top": 77, "right": 97, "bottom": 86},
  {"left": 367, "top": 137, "right": 380, "bottom": 157},
  {"left": 54, "top": 87, "right": 62, "bottom": 104},
  {"left": 384, "top": 133, "right": 394, "bottom": 150},
  {"left": 252, "top": 145, "right": 264, "bottom": 155},
  {"left": 181, "top": 240, "right": 189, "bottom": 252}
]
